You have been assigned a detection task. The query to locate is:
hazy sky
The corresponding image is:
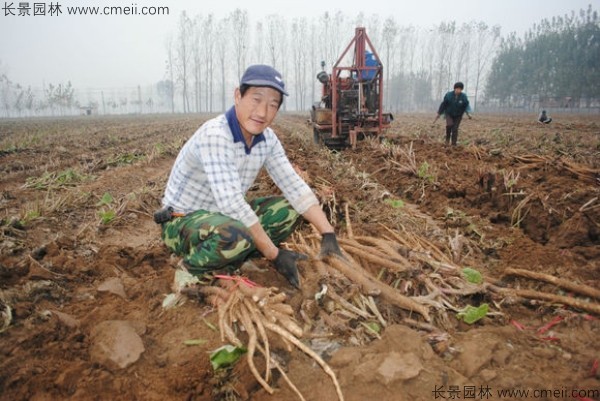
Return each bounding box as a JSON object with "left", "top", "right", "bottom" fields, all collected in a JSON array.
[{"left": 0, "top": 0, "right": 593, "bottom": 89}]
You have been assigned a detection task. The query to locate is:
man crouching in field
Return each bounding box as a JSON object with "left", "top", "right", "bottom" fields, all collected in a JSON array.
[{"left": 157, "top": 64, "right": 342, "bottom": 288}]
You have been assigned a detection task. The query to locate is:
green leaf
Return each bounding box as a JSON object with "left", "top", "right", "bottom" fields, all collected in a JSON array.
[
  {"left": 210, "top": 345, "right": 247, "bottom": 370},
  {"left": 183, "top": 338, "right": 208, "bottom": 346},
  {"left": 361, "top": 321, "right": 381, "bottom": 334},
  {"left": 462, "top": 267, "right": 483, "bottom": 284},
  {"left": 98, "top": 209, "right": 116, "bottom": 224},
  {"left": 384, "top": 198, "right": 405, "bottom": 209},
  {"left": 96, "top": 192, "right": 114, "bottom": 207},
  {"left": 457, "top": 304, "right": 489, "bottom": 324}
]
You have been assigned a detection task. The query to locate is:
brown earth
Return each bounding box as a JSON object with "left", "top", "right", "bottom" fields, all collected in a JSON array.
[{"left": 0, "top": 113, "right": 599, "bottom": 401}]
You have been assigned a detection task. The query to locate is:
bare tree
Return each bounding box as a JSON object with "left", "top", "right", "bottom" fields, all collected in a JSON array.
[
  {"left": 318, "top": 12, "right": 347, "bottom": 70},
  {"left": 266, "top": 14, "right": 282, "bottom": 68},
  {"left": 0, "top": 73, "right": 13, "bottom": 117},
  {"left": 192, "top": 15, "right": 203, "bottom": 113},
  {"left": 216, "top": 17, "right": 230, "bottom": 111},
  {"left": 164, "top": 34, "right": 176, "bottom": 113},
  {"left": 328, "top": 11, "right": 348, "bottom": 68},
  {"left": 381, "top": 17, "right": 398, "bottom": 106},
  {"left": 309, "top": 21, "right": 318, "bottom": 106},
  {"left": 332, "top": 11, "right": 347, "bottom": 64},
  {"left": 13, "top": 84, "right": 24, "bottom": 116},
  {"left": 404, "top": 26, "right": 418, "bottom": 74},
  {"left": 24, "top": 86, "right": 35, "bottom": 116},
  {"left": 253, "top": 21, "right": 265, "bottom": 65},
  {"left": 473, "top": 22, "right": 501, "bottom": 110},
  {"left": 403, "top": 26, "right": 419, "bottom": 110},
  {"left": 45, "top": 81, "right": 75, "bottom": 116},
  {"left": 454, "top": 22, "right": 473, "bottom": 89},
  {"left": 318, "top": 12, "right": 332, "bottom": 68},
  {"left": 177, "top": 11, "right": 192, "bottom": 113},
  {"left": 230, "top": 9, "right": 249, "bottom": 81},
  {"left": 203, "top": 14, "right": 215, "bottom": 112},
  {"left": 366, "top": 14, "right": 382, "bottom": 48},
  {"left": 434, "top": 21, "right": 457, "bottom": 99},
  {"left": 265, "top": 15, "right": 288, "bottom": 109},
  {"left": 278, "top": 21, "right": 289, "bottom": 111},
  {"left": 291, "top": 18, "right": 309, "bottom": 110}
]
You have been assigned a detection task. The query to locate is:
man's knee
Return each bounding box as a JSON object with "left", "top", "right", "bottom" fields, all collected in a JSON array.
[
  {"left": 185, "top": 219, "right": 255, "bottom": 271},
  {"left": 211, "top": 219, "right": 255, "bottom": 257}
]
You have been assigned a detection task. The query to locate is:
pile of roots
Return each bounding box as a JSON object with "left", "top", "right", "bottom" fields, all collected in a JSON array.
[
  {"left": 199, "top": 277, "right": 344, "bottom": 401},
  {"left": 188, "top": 221, "right": 600, "bottom": 400}
]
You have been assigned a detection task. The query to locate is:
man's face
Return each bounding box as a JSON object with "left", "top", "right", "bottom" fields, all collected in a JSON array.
[
  {"left": 234, "top": 86, "right": 282, "bottom": 136},
  {"left": 454, "top": 87, "right": 463, "bottom": 96}
]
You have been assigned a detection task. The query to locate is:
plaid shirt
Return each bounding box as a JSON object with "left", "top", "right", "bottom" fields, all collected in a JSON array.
[{"left": 162, "top": 107, "right": 318, "bottom": 227}]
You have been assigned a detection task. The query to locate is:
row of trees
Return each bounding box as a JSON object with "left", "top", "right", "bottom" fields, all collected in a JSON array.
[
  {"left": 1, "top": 6, "right": 597, "bottom": 117},
  {"left": 0, "top": 73, "right": 77, "bottom": 117},
  {"left": 0, "top": 74, "right": 173, "bottom": 117},
  {"left": 0, "top": 59, "right": 179, "bottom": 116},
  {"left": 486, "top": 5, "right": 599, "bottom": 105},
  {"left": 164, "top": 10, "right": 502, "bottom": 113}
]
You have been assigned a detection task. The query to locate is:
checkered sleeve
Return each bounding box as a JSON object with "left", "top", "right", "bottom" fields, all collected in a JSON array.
[
  {"left": 264, "top": 132, "right": 319, "bottom": 214},
  {"left": 196, "top": 129, "right": 259, "bottom": 227}
]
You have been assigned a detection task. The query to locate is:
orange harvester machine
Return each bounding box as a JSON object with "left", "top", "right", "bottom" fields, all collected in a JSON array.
[{"left": 311, "top": 27, "right": 393, "bottom": 149}]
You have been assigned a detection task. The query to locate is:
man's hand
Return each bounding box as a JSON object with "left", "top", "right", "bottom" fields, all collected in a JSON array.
[
  {"left": 319, "top": 232, "right": 343, "bottom": 259},
  {"left": 466, "top": 112, "right": 473, "bottom": 120},
  {"left": 273, "top": 249, "right": 308, "bottom": 289}
]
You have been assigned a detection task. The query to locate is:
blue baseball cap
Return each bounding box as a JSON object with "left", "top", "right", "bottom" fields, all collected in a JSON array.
[{"left": 240, "top": 64, "right": 288, "bottom": 96}]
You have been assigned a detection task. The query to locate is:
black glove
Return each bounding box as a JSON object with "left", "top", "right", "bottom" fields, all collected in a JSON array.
[
  {"left": 319, "top": 232, "right": 343, "bottom": 259},
  {"left": 273, "top": 249, "right": 307, "bottom": 289}
]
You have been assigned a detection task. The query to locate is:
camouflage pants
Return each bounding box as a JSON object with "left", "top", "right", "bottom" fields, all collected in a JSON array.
[{"left": 161, "top": 196, "right": 300, "bottom": 275}]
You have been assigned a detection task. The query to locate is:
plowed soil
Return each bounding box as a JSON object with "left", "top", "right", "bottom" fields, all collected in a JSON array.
[{"left": 1, "top": 113, "right": 598, "bottom": 401}]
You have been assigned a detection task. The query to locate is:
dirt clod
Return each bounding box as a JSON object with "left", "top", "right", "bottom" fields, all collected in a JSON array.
[{"left": 89, "top": 320, "right": 145, "bottom": 371}]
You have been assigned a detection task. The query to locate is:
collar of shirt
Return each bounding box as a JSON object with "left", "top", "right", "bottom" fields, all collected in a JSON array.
[{"left": 225, "top": 106, "right": 266, "bottom": 155}]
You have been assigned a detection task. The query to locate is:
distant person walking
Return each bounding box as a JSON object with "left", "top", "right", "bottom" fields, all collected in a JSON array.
[
  {"left": 538, "top": 110, "right": 552, "bottom": 124},
  {"left": 434, "top": 82, "right": 472, "bottom": 146}
]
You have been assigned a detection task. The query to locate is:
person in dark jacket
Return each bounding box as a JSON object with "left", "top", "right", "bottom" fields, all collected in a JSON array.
[
  {"left": 435, "top": 82, "right": 472, "bottom": 146},
  {"left": 538, "top": 110, "right": 552, "bottom": 124}
]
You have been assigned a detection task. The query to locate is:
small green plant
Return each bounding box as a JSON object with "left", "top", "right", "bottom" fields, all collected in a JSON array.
[
  {"left": 457, "top": 303, "right": 489, "bottom": 324},
  {"left": 384, "top": 198, "right": 405, "bottom": 209},
  {"left": 96, "top": 192, "right": 117, "bottom": 225},
  {"left": 417, "top": 161, "right": 436, "bottom": 183},
  {"left": 19, "top": 208, "right": 41, "bottom": 226},
  {"left": 210, "top": 345, "right": 247, "bottom": 370},
  {"left": 96, "top": 192, "right": 114, "bottom": 207},
  {"left": 98, "top": 209, "right": 116, "bottom": 224},
  {"left": 462, "top": 267, "right": 483, "bottom": 284}
]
